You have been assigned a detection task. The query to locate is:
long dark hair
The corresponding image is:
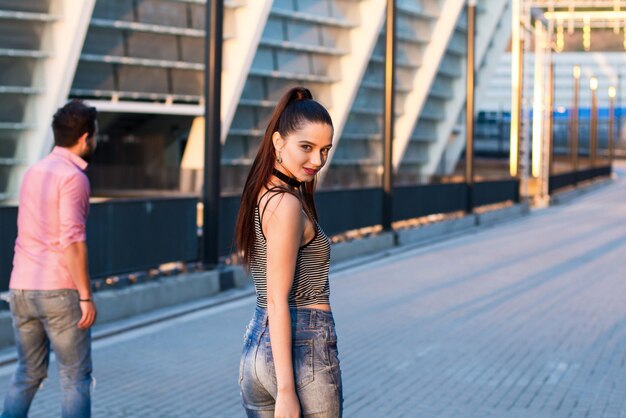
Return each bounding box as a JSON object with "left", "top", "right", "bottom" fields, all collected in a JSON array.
[{"left": 235, "top": 87, "right": 333, "bottom": 269}]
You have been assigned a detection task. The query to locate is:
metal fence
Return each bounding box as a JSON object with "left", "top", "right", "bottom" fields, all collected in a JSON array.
[
  {"left": 2, "top": 170, "right": 614, "bottom": 291},
  {"left": 217, "top": 180, "right": 520, "bottom": 257},
  {"left": 0, "top": 197, "right": 198, "bottom": 291},
  {"left": 549, "top": 166, "right": 613, "bottom": 194}
]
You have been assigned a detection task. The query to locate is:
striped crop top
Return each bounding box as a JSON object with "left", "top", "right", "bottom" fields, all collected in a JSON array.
[{"left": 249, "top": 197, "right": 331, "bottom": 308}]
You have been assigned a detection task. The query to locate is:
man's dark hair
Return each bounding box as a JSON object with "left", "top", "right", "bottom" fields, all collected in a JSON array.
[{"left": 52, "top": 100, "right": 98, "bottom": 147}]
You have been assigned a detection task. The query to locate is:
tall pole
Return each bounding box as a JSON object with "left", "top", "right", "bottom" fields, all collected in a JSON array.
[
  {"left": 547, "top": 63, "right": 555, "bottom": 176},
  {"left": 517, "top": 38, "right": 525, "bottom": 181},
  {"left": 382, "top": 0, "right": 395, "bottom": 231},
  {"left": 590, "top": 77, "right": 598, "bottom": 168},
  {"left": 531, "top": 20, "right": 544, "bottom": 180},
  {"left": 572, "top": 66, "right": 580, "bottom": 177},
  {"left": 619, "top": 73, "right": 623, "bottom": 158},
  {"left": 609, "top": 86, "right": 616, "bottom": 165},
  {"left": 465, "top": 0, "right": 476, "bottom": 214},
  {"left": 510, "top": 0, "right": 522, "bottom": 178},
  {"left": 202, "top": 0, "right": 223, "bottom": 268}
]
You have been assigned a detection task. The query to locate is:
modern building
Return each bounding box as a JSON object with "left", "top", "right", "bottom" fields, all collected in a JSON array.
[
  {"left": 0, "top": 0, "right": 515, "bottom": 202},
  {"left": 2, "top": 0, "right": 624, "bottom": 203}
]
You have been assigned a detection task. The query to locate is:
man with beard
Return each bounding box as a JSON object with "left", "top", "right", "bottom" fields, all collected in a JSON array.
[{"left": 2, "top": 100, "right": 98, "bottom": 418}]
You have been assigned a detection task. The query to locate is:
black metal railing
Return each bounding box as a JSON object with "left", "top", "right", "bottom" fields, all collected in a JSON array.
[
  {"left": 0, "top": 197, "right": 198, "bottom": 291},
  {"left": 217, "top": 180, "right": 520, "bottom": 258},
  {"left": 2, "top": 180, "right": 522, "bottom": 290},
  {"left": 548, "top": 166, "right": 612, "bottom": 194}
]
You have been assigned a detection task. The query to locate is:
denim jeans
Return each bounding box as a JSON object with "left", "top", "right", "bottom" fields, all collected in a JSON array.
[
  {"left": 239, "top": 307, "right": 343, "bottom": 417},
  {"left": 2, "top": 289, "right": 92, "bottom": 418}
]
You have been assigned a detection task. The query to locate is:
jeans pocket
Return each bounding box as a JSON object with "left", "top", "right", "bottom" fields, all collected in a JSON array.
[
  {"left": 293, "top": 340, "right": 314, "bottom": 389},
  {"left": 39, "top": 291, "right": 81, "bottom": 327},
  {"left": 326, "top": 339, "right": 339, "bottom": 367},
  {"left": 265, "top": 339, "right": 315, "bottom": 389},
  {"left": 326, "top": 339, "right": 342, "bottom": 389}
]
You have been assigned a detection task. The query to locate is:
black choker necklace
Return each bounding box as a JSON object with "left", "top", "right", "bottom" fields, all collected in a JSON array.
[{"left": 272, "top": 168, "right": 302, "bottom": 188}]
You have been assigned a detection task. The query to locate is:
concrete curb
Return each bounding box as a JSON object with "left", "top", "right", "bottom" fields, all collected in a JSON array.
[
  {"left": 550, "top": 177, "right": 614, "bottom": 206},
  {"left": 94, "top": 271, "right": 220, "bottom": 323},
  {"left": 0, "top": 269, "right": 248, "bottom": 350},
  {"left": 331, "top": 231, "right": 396, "bottom": 264},
  {"left": 476, "top": 202, "right": 530, "bottom": 226},
  {"left": 397, "top": 216, "right": 475, "bottom": 246}
]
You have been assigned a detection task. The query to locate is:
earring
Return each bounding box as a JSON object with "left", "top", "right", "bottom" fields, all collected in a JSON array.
[{"left": 277, "top": 152, "right": 282, "bottom": 164}]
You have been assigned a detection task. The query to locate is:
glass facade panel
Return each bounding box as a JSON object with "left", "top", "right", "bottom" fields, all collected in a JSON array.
[
  {"left": 126, "top": 32, "right": 178, "bottom": 61},
  {"left": 286, "top": 21, "right": 321, "bottom": 45},
  {"left": 273, "top": 0, "right": 296, "bottom": 11},
  {"left": 241, "top": 77, "right": 266, "bottom": 101},
  {"left": 0, "top": 0, "right": 50, "bottom": 13},
  {"left": 263, "top": 17, "right": 284, "bottom": 42},
  {"left": 222, "top": 135, "right": 250, "bottom": 161},
  {"left": 189, "top": 4, "right": 205, "bottom": 30},
  {"left": 92, "top": 0, "right": 136, "bottom": 21},
  {"left": 170, "top": 69, "right": 203, "bottom": 96},
  {"left": 0, "top": 20, "right": 45, "bottom": 50},
  {"left": 179, "top": 37, "right": 204, "bottom": 63},
  {"left": 117, "top": 66, "right": 168, "bottom": 94},
  {"left": 0, "top": 137, "right": 17, "bottom": 159},
  {"left": 251, "top": 48, "right": 275, "bottom": 72},
  {"left": 275, "top": 50, "right": 310, "bottom": 74},
  {"left": 230, "top": 107, "right": 256, "bottom": 131},
  {"left": 136, "top": 0, "right": 187, "bottom": 27},
  {"left": 82, "top": 27, "right": 125, "bottom": 56},
  {"left": 0, "top": 95, "right": 28, "bottom": 123},
  {"left": 72, "top": 62, "right": 116, "bottom": 91},
  {"left": 0, "top": 57, "right": 37, "bottom": 86},
  {"left": 296, "top": 0, "right": 331, "bottom": 17}
]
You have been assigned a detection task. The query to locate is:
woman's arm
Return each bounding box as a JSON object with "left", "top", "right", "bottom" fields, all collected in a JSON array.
[{"left": 262, "top": 192, "right": 304, "bottom": 416}]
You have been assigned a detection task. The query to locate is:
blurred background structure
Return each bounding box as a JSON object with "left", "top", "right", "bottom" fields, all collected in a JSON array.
[
  {"left": 1, "top": 0, "right": 515, "bottom": 197},
  {"left": 0, "top": 0, "right": 622, "bottom": 288}
]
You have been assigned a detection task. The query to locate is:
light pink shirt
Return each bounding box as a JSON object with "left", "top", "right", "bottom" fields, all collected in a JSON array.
[{"left": 10, "top": 146, "right": 90, "bottom": 290}]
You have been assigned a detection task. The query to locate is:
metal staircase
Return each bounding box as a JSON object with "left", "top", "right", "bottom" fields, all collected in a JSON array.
[{"left": 0, "top": 0, "right": 95, "bottom": 201}]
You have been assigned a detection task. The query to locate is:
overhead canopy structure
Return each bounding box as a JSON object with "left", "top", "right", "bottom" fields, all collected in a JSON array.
[{"left": 510, "top": 0, "right": 623, "bottom": 203}]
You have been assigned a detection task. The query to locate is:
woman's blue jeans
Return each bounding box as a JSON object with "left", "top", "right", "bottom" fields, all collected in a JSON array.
[
  {"left": 2, "top": 289, "right": 92, "bottom": 418},
  {"left": 239, "top": 307, "right": 343, "bottom": 417}
]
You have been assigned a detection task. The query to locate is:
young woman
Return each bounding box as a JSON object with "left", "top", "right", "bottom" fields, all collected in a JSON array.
[{"left": 236, "top": 87, "right": 342, "bottom": 418}]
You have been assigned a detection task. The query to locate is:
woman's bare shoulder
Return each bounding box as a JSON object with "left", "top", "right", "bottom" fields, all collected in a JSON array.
[{"left": 259, "top": 188, "right": 302, "bottom": 221}]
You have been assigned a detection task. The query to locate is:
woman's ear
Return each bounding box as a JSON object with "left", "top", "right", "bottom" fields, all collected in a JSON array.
[{"left": 272, "top": 132, "right": 284, "bottom": 151}]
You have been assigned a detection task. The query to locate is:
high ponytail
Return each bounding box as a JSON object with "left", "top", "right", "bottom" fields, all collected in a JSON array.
[{"left": 234, "top": 86, "right": 333, "bottom": 269}]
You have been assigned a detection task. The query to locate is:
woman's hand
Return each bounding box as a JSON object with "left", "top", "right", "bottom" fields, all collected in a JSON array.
[{"left": 275, "top": 389, "right": 300, "bottom": 418}]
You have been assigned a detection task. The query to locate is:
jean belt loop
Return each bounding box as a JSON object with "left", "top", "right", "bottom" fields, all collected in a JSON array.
[{"left": 309, "top": 309, "right": 316, "bottom": 328}]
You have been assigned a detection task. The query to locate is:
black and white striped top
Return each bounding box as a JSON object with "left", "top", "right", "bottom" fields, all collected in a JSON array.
[{"left": 250, "top": 201, "right": 331, "bottom": 308}]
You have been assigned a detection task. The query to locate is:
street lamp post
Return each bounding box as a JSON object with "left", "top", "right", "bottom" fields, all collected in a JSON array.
[
  {"left": 547, "top": 63, "right": 554, "bottom": 176},
  {"left": 609, "top": 86, "right": 616, "bottom": 165},
  {"left": 465, "top": 0, "right": 476, "bottom": 214},
  {"left": 590, "top": 77, "right": 598, "bottom": 168},
  {"left": 382, "top": 0, "right": 396, "bottom": 231},
  {"left": 571, "top": 66, "right": 580, "bottom": 177},
  {"left": 510, "top": 0, "right": 522, "bottom": 179},
  {"left": 202, "top": 0, "right": 223, "bottom": 268}
]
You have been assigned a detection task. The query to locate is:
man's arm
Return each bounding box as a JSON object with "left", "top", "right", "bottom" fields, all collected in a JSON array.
[
  {"left": 59, "top": 173, "right": 96, "bottom": 329},
  {"left": 63, "top": 242, "right": 96, "bottom": 329}
]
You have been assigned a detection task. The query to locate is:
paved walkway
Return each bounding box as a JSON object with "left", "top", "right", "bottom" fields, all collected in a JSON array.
[{"left": 0, "top": 166, "right": 625, "bottom": 417}]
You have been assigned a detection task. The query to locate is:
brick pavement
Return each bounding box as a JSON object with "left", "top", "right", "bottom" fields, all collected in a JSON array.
[{"left": 0, "top": 169, "right": 624, "bottom": 417}]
